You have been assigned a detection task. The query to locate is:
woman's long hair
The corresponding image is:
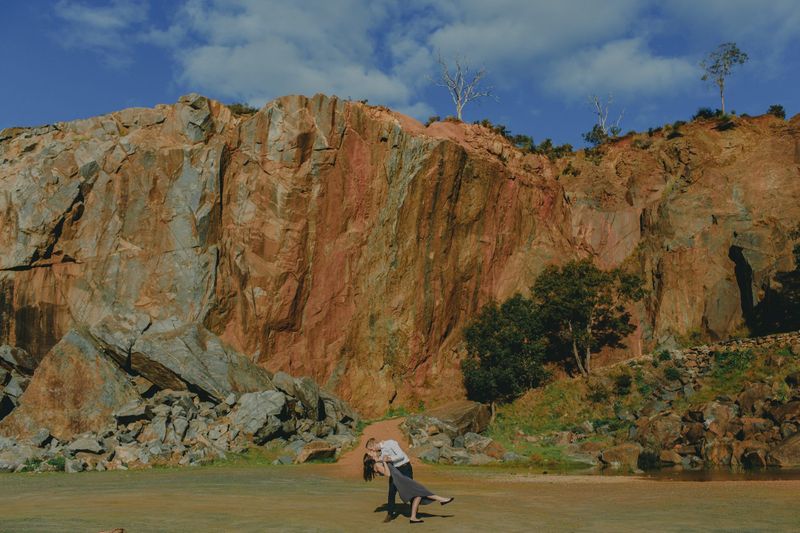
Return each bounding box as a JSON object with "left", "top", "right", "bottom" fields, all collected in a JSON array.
[{"left": 363, "top": 453, "right": 376, "bottom": 482}]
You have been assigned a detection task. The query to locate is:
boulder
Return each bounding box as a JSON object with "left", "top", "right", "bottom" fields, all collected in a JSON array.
[
  {"left": 125, "top": 324, "right": 276, "bottom": 402},
  {"left": 294, "top": 377, "right": 321, "bottom": 420},
  {"left": 736, "top": 382, "right": 772, "bottom": 416},
  {"left": 701, "top": 401, "right": 737, "bottom": 437},
  {"left": 502, "top": 451, "right": 526, "bottom": 463},
  {"left": 0, "top": 331, "right": 139, "bottom": 441},
  {"left": 428, "top": 433, "right": 453, "bottom": 448},
  {"left": 113, "top": 400, "right": 152, "bottom": 424},
  {"left": 230, "top": 391, "right": 285, "bottom": 443},
  {"left": 766, "top": 401, "right": 800, "bottom": 424},
  {"left": 272, "top": 372, "right": 296, "bottom": 396},
  {"left": 423, "top": 401, "right": 491, "bottom": 435},
  {"left": 65, "top": 458, "right": 86, "bottom": 474},
  {"left": 438, "top": 446, "right": 471, "bottom": 465},
  {"left": 462, "top": 432, "right": 493, "bottom": 454},
  {"left": 737, "top": 417, "right": 774, "bottom": 440},
  {"left": 402, "top": 415, "right": 460, "bottom": 444},
  {"left": 703, "top": 439, "right": 733, "bottom": 466},
  {"left": 600, "top": 443, "right": 642, "bottom": 470},
  {"left": 637, "top": 413, "right": 682, "bottom": 449},
  {"left": 468, "top": 453, "right": 496, "bottom": 466},
  {"left": 319, "top": 390, "right": 358, "bottom": 426},
  {"left": 68, "top": 435, "right": 104, "bottom": 454},
  {"left": 295, "top": 440, "right": 336, "bottom": 463},
  {"left": 414, "top": 444, "right": 441, "bottom": 463},
  {"left": 732, "top": 440, "right": 770, "bottom": 468},
  {"left": 767, "top": 434, "right": 800, "bottom": 467},
  {"left": 659, "top": 449, "right": 683, "bottom": 465},
  {"left": 30, "top": 428, "right": 50, "bottom": 448}
]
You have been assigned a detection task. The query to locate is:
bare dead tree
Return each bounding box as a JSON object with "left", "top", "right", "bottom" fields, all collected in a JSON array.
[
  {"left": 433, "top": 55, "right": 493, "bottom": 121},
  {"left": 589, "top": 94, "right": 624, "bottom": 137}
]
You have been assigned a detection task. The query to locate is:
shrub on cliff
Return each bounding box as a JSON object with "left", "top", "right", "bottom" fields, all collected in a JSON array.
[
  {"left": 767, "top": 104, "right": 786, "bottom": 119},
  {"left": 461, "top": 294, "right": 548, "bottom": 403},
  {"left": 227, "top": 102, "right": 259, "bottom": 116}
]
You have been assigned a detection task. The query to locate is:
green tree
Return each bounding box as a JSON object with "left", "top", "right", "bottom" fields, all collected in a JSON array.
[
  {"left": 461, "top": 294, "right": 548, "bottom": 403},
  {"left": 531, "top": 260, "right": 645, "bottom": 377},
  {"left": 701, "top": 42, "right": 748, "bottom": 114}
]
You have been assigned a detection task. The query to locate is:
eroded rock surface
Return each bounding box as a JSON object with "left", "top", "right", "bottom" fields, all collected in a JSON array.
[{"left": 1, "top": 94, "right": 798, "bottom": 415}]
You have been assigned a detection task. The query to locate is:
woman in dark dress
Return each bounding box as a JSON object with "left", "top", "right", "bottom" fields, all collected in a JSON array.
[{"left": 363, "top": 452, "right": 454, "bottom": 524}]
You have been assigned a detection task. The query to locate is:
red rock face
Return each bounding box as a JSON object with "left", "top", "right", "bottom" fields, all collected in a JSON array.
[{"left": 1, "top": 94, "right": 798, "bottom": 416}]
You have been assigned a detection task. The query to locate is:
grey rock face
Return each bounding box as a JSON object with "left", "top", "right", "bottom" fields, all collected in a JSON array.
[
  {"left": 294, "top": 377, "right": 321, "bottom": 421},
  {"left": 128, "top": 324, "right": 275, "bottom": 401}
]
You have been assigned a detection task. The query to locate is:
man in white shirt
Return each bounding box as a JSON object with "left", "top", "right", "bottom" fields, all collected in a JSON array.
[{"left": 366, "top": 437, "right": 413, "bottom": 521}]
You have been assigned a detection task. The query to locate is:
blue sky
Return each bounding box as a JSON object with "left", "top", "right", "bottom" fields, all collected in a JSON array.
[{"left": 2, "top": 0, "right": 799, "bottom": 146}]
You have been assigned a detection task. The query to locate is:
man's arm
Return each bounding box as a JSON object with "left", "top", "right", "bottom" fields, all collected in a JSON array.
[{"left": 379, "top": 440, "right": 405, "bottom": 462}]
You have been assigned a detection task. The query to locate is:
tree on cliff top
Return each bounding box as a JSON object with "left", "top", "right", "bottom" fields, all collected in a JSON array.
[
  {"left": 461, "top": 294, "right": 548, "bottom": 403},
  {"left": 433, "top": 54, "right": 494, "bottom": 121},
  {"left": 531, "top": 260, "right": 645, "bottom": 377},
  {"left": 701, "top": 42, "right": 748, "bottom": 115}
]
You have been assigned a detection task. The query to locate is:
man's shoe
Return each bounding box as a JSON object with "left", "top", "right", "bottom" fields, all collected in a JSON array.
[{"left": 383, "top": 514, "right": 395, "bottom": 523}]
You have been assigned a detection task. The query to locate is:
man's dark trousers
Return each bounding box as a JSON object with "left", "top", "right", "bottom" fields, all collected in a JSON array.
[{"left": 387, "top": 462, "right": 413, "bottom": 516}]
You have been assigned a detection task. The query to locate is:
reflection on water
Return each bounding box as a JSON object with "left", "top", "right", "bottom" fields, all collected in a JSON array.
[{"left": 639, "top": 466, "right": 800, "bottom": 482}]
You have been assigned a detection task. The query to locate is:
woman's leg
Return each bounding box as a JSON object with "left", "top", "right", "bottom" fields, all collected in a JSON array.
[{"left": 410, "top": 497, "right": 422, "bottom": 521}]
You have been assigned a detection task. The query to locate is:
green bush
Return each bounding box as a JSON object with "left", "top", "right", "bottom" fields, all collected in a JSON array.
[
  {"left": 711, "top": 349, "right": 754, "bottom": 378},
  {"left": 47, "top": 456, "right": 66, "bottom": 471},
  {"left": 693, "top": 107, "right": 723, "bottom": 120},
  {"left": 462, "top": 294, "right": 549, "bottom": 403},
  {"left": 613, "top": 373, "right": 633, "bottom": 396},
  {"left": 767, "top": 105, "right": 786, "bottom": 119},
  {"left": 586, "top": 378, "right": 611, "bottom": 403},
  {"left": 227, "top": 102, "right": 259, "bottom": 116},
  {"left": 664, "top": 365, "right": 682, "bottom": 381},
  {"left": 424, "top": 115, "right": 440, "bottom": 126}
]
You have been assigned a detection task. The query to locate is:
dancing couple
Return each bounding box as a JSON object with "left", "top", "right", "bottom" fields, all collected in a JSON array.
[{"left": 363, "top": 437, "right": 454, "bottom": 524}]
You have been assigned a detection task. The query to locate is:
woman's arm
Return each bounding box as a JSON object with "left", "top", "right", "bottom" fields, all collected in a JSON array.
[{"left": 374, "top": 461, "right": 389, "bottom": 477}]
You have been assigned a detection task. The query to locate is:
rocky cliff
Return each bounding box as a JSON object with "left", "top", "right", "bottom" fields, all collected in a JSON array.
[{"left": 1, "top": 94, "right": 798, "bottom": 416}]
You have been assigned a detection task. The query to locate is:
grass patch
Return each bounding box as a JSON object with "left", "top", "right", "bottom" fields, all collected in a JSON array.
[{"left": 47, "top": 456, "right": 65, "bottom": 472}]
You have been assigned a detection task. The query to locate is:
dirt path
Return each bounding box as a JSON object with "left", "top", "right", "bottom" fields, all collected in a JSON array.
[{"left": 328, "top": 417, "right": 430, "bottom": 480}]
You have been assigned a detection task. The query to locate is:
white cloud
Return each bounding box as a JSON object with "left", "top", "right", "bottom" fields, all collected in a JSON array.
[
  {"left": 548, "top": 38, "right": 696, "bottom": 98},
  {"left": 148, "top": 0, "right": 433, "bottom": 116},
  {"left": 426, "top": 0, "right": 644, "bottom": 69},
  {"left": 54, "top": 0, "right": 149, "bottom": 66}
]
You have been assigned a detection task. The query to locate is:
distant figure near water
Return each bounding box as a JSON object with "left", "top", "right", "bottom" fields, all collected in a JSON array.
[{"left": 364, "top": 437, "right": 454, "bottom": 524}]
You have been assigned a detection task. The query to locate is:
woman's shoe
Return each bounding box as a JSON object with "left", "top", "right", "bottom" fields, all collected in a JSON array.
[
  {"left": 441, "top": 497, "right": 454, "bottom": 506},
  {"left": 410, "top": 518, "right": 424, "bottom": 524}
]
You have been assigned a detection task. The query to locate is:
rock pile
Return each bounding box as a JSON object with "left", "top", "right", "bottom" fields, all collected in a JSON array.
[
  {"left": 0, "top": 327, "right": 359, "bottom": 474},
  {"left": 401, "top": 400, "right": 521, "bottom": 465},
  {"left": 592, "top": 331, "right": 800, "bottom": 470},
  {"left": 0, "top": 373, "right": 358, "bottom": 473}
]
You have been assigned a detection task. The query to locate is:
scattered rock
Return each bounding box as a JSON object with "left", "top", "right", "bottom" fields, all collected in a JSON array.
[
  {"left": 767, "top": 434, "right": 800, "bottom": 467},
  {"left": 295, "top": 441, "right": 336, "bottom": 463},
  {"left": 600, "top": 443, "right": 641, "bottom": 470},
  {"left": 68, "top": 435, "right": 104, "bottom": 454}
]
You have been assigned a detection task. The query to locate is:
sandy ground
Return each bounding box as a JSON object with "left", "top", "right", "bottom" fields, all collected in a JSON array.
[{"left": 1, "top": 419, "right": 799, "bottom": 532}]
